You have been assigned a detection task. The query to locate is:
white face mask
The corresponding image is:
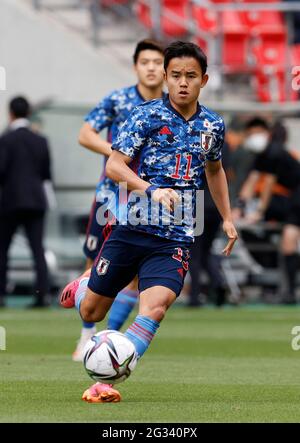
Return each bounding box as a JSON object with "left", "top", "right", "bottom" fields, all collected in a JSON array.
[{"left": 244, "top": 133, "right": 269, "bottom": 153}]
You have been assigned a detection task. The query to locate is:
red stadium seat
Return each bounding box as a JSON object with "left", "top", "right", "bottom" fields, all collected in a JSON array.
[
  {"left": 254, "top": 70, "right": 286, "bottom": 102},
  {"left": 252, "top": 31, "right": 286, "bottom": 102},
  {"left": 291, "top": 43, "right": 300, "bottom": 64},
  {"left": 162, "top": 0, "right": 189, "bottom": 36},
  {"left": 238, "top": 1, "right": 290, "bottom": 101},
  {"left": 193, "top": 7, "right": 249, "bottom": 71},
  {"left": 136, "top": 2, "right": 152, "bottom": 29},
  {"left": 135, "top": 0, "right": 189, "bottom": 37},
  {"left": 291, "top": 44, "right": 300, "bottom": 97},
  {"left": 192, "top": 6, "right": 218, "bottom": 34},
  {"left": 192, "top": 0, "right": 295, "bottom": 101},
  {"left": 253, "top": 43, "right": 298, "bottom": 102},
  {"left": 238, "top": 0, "right": 286, "bottom": 52},
  {"left": 222, "top": 11, "right": 249, "bottom": 71},
  {"left": 192, "top": 5, "right": 217, "bottom": 51},
  {"left": 238, "top": 1, "right": 286, "bottom": 36},
  {"left": 252, "top": 35, "right": 286, "bottom": 69}
]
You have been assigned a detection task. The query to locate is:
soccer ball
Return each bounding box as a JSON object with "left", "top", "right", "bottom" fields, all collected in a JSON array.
[{"left": 83, "top": 330, "right": 138, "bottom": 385}]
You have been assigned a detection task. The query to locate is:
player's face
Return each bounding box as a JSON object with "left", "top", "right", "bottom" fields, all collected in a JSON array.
[
  {"left": 165, "top": 57, "right": 208, "bottom": 107},
  {"left": 135, "top": 50, "right": 164, "bottom": 89}
]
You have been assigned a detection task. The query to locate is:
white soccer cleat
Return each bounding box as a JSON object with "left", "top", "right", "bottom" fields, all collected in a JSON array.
[{"left": 72, "top": 326, "right": 97, "bottom": 362}]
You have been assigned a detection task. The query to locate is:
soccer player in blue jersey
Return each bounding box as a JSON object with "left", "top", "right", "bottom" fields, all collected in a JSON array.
[
  {"left": 60, "top": 41, "right": 238, "bottom": 403},
  {"left": 71, "top": 40, "right": 165, "bottom": 362}
]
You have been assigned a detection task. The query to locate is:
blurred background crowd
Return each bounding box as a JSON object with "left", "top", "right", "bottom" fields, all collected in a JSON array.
[{"left": 1, "top": 0, "right": 300, "bottom": 308}]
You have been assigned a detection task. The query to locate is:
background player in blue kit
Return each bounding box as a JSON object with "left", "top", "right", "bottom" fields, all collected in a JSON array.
[
  {"left": 60, "top": 41, "right": 238, "bottom": 403},
  {"left": 71, "top": 40, "right": 165, "bottom": 362}
]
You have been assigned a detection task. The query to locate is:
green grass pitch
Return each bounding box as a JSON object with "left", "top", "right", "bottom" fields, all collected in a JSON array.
[{"left": 1, "top": 305, "right": 300, "bottom": 423}]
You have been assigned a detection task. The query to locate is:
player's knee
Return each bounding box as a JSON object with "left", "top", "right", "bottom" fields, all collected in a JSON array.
[
  {"left": 147, "top": 306, "right": 166, "bottom": 322},
  {"left": 80, "top": 305, "right": 106, "bottom": 323},
  {"left": 80, "top": 308, "right": 93, "bottom": 323}
]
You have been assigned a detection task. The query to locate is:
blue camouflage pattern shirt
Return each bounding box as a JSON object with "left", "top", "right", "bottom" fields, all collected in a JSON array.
[
  {"left": 112, "top": 95, "right": 225, "bottom": 243},
  {"left": 84, "top": 85, "right": 147, "bottom": 196}
]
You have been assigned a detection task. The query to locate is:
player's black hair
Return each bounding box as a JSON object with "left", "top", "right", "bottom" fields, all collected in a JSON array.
[
  {"left": 245, "top": 117, "right": 270, "bottom": 131},
  {"left": 9, "top": 96, "right": 31, "bottom": 118},
  {"left": 133, "top": 39, "right": 164, "bottom": 64},
  {"left": 164, "top": 41, "right": 207, "bottom": 75}
]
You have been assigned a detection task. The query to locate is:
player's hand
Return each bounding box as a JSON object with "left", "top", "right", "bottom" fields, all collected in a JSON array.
[
  {"left": 152, "top": 188, "right": 180, "bottom": 211},
  {"left": 222, "top": 221, "right": 238, "bottom": 257}
]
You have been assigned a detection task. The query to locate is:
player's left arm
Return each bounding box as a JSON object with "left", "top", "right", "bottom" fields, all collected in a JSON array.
[{"left": 205, "top": 159, "right": 238, "bottom": 256}]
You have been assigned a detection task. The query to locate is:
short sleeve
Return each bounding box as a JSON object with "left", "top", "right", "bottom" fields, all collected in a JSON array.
[
  {"left": 206, "top": 118, "right": 225, "bottom": 162},
  {"left": 111, "top": 106, "right": 149, "bottom": 159},
  {"left": 85, "top": 91, "right": 116, "bottom": 132}
]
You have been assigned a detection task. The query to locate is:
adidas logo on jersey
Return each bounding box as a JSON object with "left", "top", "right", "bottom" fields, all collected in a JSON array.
[{"left": 159, "top": 126, "right": 172, "bottom": 135}]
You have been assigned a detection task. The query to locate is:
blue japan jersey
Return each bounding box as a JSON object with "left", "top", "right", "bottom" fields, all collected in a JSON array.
[
  {"left": 84, "top": 85, "right": 146, "bottom": 196},
  {"left": 112, "top": 96, "right": 225, "bottom": 243}
]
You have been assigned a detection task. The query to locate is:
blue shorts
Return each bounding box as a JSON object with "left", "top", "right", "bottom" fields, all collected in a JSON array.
[
  {"left": 83, "top": 198, "right": 108, "bottom": 260},
  {"left": 88, "top": 226, "right": 191, "bottom": 298}
]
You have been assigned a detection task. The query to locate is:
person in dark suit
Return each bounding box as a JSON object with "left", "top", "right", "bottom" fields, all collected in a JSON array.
[{"left": 0, "top": 96, "right": 52, "bottom": 307}]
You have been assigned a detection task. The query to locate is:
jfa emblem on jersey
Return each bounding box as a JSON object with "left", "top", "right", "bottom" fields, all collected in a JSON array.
[
  {"left": 200, "top": 131, "right": 213, "bottom": 153},
  {"left": 96, "top": 257, "right": 110, "bottom": 276}
]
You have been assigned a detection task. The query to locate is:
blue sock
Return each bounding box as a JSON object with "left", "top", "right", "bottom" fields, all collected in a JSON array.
[
  {"left": 107, "top": 289, "right": 138, "bottom": 330},
  {"left": 75, "top": 277, "right": 89, "bottom": 312},
  {"left": 82, "top": 321, "right": 95, "bottom": 329},
  {"left": 125, "top": 315, "right": 160, "bottom": 359},
  {"left": 75, "top": 278, "right": 95, "bottom": 330}
]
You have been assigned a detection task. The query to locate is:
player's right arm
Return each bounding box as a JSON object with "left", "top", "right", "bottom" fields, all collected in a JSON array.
[
  {"left": 106, "top": 106, "right": 179, "bottom": 211},
  {"left": 78, "top": 122, "right": 112, "bottom": 157},
  {"left": 106, "top": 150, "right": 149, "bottom": 193},
  {"left": 106, "top": 151, "right": 178, "bottom": 211},
  {"left": 78, "top": 91, "right": 116, "bottom": 157}
]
